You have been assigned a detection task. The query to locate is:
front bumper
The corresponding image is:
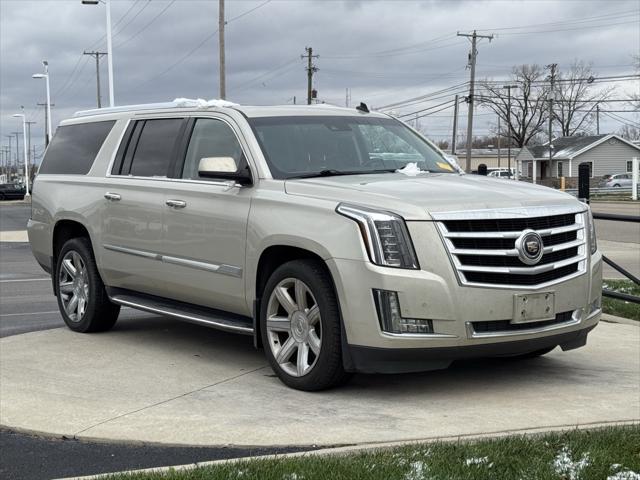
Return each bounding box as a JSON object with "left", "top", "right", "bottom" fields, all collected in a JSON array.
[{"left": 326, "top": 221, "right": 602, "bottom": 372}]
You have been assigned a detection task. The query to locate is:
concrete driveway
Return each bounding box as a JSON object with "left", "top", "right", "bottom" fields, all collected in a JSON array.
[{"left": 1, "top": 317, "right": 638, "bottom": 447}]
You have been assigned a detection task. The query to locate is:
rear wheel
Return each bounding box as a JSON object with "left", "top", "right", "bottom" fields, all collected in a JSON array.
[
  {"left": 260, "top": 259, "right": 350, "bottom": 391},
  {"left": 55, "top": 237, "right": 120, "bottom": 332},
  {"left": 613, "top": 184, "right": 621, "bottom": 188}
]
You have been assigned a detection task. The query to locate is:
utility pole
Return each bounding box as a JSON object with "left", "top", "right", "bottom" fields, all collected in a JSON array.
[
  {"left": 596, "top": 104, "right": 600, "bottom": 134},
  {"left": 13, "top": 132, "right": 22, "bottom": 172},
  {"left": 5, "top": 136, "right": 13, "bottom": 169},
  {"left": 497, "top": 115, "right": 501, "bottom": 169},
  {"left": 502, "top": 84, "right": 517, "bottom": 178},
  {"left": 37, "top": 102, "right": 55, "bottom": 147},
  {"left": 457, "top": 30, "right": 494, "bottom": 173},
  {"left": 218, "top": 0, "right": 226, "bottom": 99},
  {"left": 544, "top": 63, "right": 557, "bottom": 185},
  {"left": 451, "top": 94, "right": 459, "bottom": 155},
  {"left": 84, "top": 51, "right": 107, "bottom": 108},
  {"left": 25, "top": 121, "right": 36, "bottom": 167},
  {"left": 301, "top": 47, "right": 319, "bottom": 105}
]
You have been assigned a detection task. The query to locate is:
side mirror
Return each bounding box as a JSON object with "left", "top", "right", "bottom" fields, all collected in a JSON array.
[{"left": 198, "top": 156, "right": 252, "bottom": 185}]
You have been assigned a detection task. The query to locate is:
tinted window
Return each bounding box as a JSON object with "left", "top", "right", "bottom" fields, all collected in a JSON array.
[
  {"left": 129, "top": 119, "right": 183, "bottom": 177},
  {"left": 39, "top": 121, "right": 115, "bottom": 174},
  {"left": 182, "top": 119, "right": 244, "bottom": 180}
]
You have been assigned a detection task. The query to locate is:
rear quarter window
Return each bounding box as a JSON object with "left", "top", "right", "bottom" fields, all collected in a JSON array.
[{"left": 38, "top": 120, "right": 115, "bottom": 175}]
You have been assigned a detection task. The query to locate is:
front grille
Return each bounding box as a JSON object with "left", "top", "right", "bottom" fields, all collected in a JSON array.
[
  {"left": 436, "top": 209, "right": 587, "bottom": 288},
  {"left": 443, "top": 213, "right": 575, "bottom": 232},
  {"left": 472, "top": 311, "right": 574, "bottom": 333}
]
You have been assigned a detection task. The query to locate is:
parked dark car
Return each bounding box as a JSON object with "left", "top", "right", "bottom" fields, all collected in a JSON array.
[{"left": 0, "top": 183, "right": 26, "bottom": 200}]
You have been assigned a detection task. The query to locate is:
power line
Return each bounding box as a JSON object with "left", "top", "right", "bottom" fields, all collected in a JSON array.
[
  {"left": 478, "top": 9, "right": 638, "bottom": 32},
  {"left": 130, "top": 0, "right": 274, "bottom": 92},
  {"left": 114, "top": 0, "right": 177, "bottom": 49}
]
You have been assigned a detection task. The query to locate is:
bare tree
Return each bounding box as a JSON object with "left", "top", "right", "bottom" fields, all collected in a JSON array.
[
  {"left": 553, "top": 60, "right": 615, "bottom": 136},
  {"left": 618, "top": 124, "right": 640, "bottom": 141},
  {"left": 478, "top": 64, "right": 549, "bottom": 147}
]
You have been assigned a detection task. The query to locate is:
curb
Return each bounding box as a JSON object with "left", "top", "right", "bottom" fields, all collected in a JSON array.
[
  {"left": 57, "top": 420, "right": 640, "bottom": 480},
  {"left": 601, "top": 313, "right": 638, "bottom": 326},
  {"left": 0, "top": 199, "right": 31, "bottom": 205}
]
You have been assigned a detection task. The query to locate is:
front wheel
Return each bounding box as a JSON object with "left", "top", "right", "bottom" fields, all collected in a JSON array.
[
  {"left": 55, "top": 237, "right": 120, "bottom": 333},
  {"left": 260, "top": 259, "right": 350, "bottom": 391}
]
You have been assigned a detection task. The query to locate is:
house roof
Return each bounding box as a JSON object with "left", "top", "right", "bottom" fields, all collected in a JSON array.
[{"left": 523, "top": 134, "right": 640, "bottom": 160}]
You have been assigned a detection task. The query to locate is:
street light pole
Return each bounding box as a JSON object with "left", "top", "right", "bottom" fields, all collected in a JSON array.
[
  {"left": 82, "top": 0, "right": 115, "bottom": 106},
  {"left": 12, "top": 108, "right": 30, "bottom": 196},
  {"left": 32, "top": 62, "right": 52, "bottom": 146},
  {"left": 105, "top": 0, "right": 114, "bottom": 106}
]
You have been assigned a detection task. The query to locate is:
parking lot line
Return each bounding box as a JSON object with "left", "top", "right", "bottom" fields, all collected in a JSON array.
[
  {"left": 0, "top": 277, "right": 50, "bottom": 283},
  {"left": 0, "top": 310, "right": 60, "bottom": 317}
]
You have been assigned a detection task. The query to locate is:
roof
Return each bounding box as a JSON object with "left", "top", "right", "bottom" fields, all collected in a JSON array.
[
  {"left": 73, "top": 99, "right": 389, "bottom": 119},
  {"left": 522, "top": 134, "right": 640, "bottom": 160}
]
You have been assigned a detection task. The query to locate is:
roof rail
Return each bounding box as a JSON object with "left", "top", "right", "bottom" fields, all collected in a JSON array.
[{"left": 73, "top": 98, "right": 239, "bottom": 118}]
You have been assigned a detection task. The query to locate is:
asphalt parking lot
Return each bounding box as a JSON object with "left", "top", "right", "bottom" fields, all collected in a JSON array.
[{"left": 0, "top": 201, "right": 638, "bottom": 479}]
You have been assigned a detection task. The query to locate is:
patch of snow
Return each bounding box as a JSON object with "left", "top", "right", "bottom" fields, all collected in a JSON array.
[
  {"left": 405, "top": 461, "right": 427, "bottom": 480},
  {"left": 281, "top": 474, "right": 304, "bottom": 480},
  {"left": 396, "top": 162, "right": 424, "bottom": 176},
  {"left": 607, "top": 471, "right": 640, "bottom": 480},
  {"left": 173, "top": 98, "right": 239, "bottom": 109},
  {"left": 552, "top": 446, "right": 591, "bottom": 480},
  {"left": 465, "top": 456, "right": 491, "bottom": 467}
]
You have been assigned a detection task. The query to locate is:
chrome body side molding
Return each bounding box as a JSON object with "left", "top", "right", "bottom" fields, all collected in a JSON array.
[{"left": 103, "top": 244, "right": 243, "bottom": 278}]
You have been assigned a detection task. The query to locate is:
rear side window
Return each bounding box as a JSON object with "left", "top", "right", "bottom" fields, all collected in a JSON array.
[
  {"left": 128, "top": 119, "right": 184, "bottom": 177},
  {"left": 38, "top": 121, "right": 115, "bottom": 175}
]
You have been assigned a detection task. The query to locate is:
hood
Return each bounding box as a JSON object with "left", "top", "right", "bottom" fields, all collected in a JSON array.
[{"left": 284, "top": 173, "right": 581, "bottom": 220}]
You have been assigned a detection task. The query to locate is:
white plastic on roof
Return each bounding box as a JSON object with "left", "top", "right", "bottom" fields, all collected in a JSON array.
[{"left": 173, "top": 98, "right": 239, "bottom": 108}]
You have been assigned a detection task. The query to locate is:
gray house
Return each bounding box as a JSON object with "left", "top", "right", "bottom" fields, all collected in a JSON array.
[{"left": 516, "top": 134, "right": 640, "bottom": 184}]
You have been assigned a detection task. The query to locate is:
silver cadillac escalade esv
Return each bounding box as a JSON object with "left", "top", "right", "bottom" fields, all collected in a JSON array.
[{"left": 28, "top": 100, "right": 602, "bottom": 391}]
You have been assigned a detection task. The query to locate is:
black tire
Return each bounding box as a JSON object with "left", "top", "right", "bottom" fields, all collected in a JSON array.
[
  {"left": 613, "top": 184, "right": 621, "bottom": 188},
  {"left": 55, "top": 237, "right": 120, "bottom": 333},
  {"left": 0, "top": 193, "right": 5, "bottom": 201},
  {"left": 260, "top": 259, "right": 351, "bottom": 391}
]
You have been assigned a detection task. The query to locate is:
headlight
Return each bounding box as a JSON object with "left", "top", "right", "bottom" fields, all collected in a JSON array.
[
  {"left": 586, "top": 207, "right": 597, "bottom": 254},
  {"left": 336, "top": 203, "right": 419, "bottom": 269}
]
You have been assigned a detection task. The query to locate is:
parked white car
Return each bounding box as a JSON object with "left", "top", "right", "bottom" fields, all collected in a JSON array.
[
  {"left": 488, "top": 169, "right": 515, "bottom": 179},
  {"left": 600, "top": 173, "right": 632, "bottom": 188}
]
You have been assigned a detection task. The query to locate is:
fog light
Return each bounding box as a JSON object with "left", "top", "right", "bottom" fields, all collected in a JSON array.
[
  {"left": 373, "top": 289, "right": 434, "bottom": 334},
  {"left": 572, "top": 308, "right": 585, "bottom": 322}
]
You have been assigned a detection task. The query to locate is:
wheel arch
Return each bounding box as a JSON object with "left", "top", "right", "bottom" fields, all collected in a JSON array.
[
  {"left": 51, "top": 218, "right": 95, "bottom": 296},
  {"left": 251, "top": 243, "right": 349, "bottom": 365}
]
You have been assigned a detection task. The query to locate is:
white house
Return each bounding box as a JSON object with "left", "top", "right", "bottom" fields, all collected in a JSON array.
[{"left": 516, "top": 134, "right": 640, "bottom": 183}]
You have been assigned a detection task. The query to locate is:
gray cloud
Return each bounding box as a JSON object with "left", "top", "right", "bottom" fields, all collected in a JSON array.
[{"left": 1, "top": 0, "right": 638, "bottom": 164}]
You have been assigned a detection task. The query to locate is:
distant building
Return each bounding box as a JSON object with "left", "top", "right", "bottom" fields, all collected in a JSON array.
[
  {"left": 516, "top": 134, "right": 640, "bottom": 184},
  {"left": 445, "top": 148, "right": 521, "bottom": 172}
]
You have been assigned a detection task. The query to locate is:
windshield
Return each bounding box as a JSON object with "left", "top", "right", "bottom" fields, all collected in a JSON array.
[{"left": 248, "top": 115, "right": 455, "bottom": 179}]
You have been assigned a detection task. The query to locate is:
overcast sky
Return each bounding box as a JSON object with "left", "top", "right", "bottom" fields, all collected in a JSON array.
[{"left": 1, "top": 0, "right": 638, "bottom": 164}]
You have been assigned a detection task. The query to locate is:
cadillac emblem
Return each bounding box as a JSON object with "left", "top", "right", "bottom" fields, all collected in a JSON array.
[{"left": 515, "top": 230, "right": 544, "bottom": 265}]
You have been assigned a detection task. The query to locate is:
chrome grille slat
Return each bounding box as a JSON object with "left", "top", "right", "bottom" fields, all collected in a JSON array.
[{"left": 436, "top": 209, "right": 587, "bottom": 289}]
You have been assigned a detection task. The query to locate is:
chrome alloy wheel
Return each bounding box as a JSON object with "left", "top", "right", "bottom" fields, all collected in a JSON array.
[
  {"left": 266, "top": 278, "right": 322, "bottom": 377},
  {"left": 58, "top": 250, "right": 89, "bottom": 322}
]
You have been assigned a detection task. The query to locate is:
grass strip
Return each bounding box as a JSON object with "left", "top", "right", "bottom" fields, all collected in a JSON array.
[
  {"left": 603, "top": 279, "right": 640, "bottom": 321},
  {"left": 106, "top": 425, "right": 640, "bottom": 480}
]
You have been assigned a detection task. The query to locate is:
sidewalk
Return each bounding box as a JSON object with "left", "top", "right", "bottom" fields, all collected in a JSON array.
[{"left": 1, "top": 318, "right": 638, "bottom": 448}]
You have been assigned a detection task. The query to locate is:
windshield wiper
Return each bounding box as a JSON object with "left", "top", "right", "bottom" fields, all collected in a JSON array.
[{"left": 289, "top": 168, "right": 396, "bottom": 179}]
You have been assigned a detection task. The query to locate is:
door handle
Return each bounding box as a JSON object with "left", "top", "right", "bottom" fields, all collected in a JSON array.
[
  {"left": 104, "top": 192, "right": 121, "bottom": 201},
  {"left": 166, "top": 199, "right": 187, "bottom": 209}
]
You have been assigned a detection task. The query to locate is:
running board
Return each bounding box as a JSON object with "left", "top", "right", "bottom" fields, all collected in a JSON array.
[{"left": 108, "top": 288, "right": 254, "bottom": 335}]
